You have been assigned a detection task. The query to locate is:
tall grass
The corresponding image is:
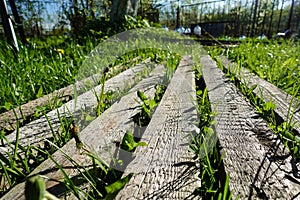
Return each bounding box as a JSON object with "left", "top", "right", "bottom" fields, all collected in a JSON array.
[
  {"left": 225, "top": 40, "right": 300, "bottom": 99},
  {"left": 209, "top": 46, "right": 300, "bottom": 160},
  {"left": 191, "top": 64, "right": 236, "bottom": 199},
  {"left": 0, "top": 36, "right": 97, "bottom": 114}
]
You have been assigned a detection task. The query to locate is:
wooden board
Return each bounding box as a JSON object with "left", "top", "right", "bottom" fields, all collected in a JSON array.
[
  {"left": 201, "top": 55, "right": 300, "bottom": 199},
  {"left": 0, "top": 57, "right": 145, "bottom": 132},
  {"left": 116, "top": 56, "right": 201, "bottom": 200},
  {"left": 0, "top": 61, "right": 152, "bottom": 156},
  {"left": 1, "top": 64, "right": 167, "bottom": 200},
  {"left": 219, "top": 55, "right": 300, "bottom": 134}
]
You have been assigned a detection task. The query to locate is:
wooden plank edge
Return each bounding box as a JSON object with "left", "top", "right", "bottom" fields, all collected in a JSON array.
[
  {"left": 0, "top": 64, "right": 167, "bottom": 200},
  {"left": 0, "top": 57, "right": 149, "bottom": 132},
  {"left": 0, "top": 61, "right": 154, "bottom": 161},
  {"left": 201, "top": 55, "right": 300, "bottom": 199},
  {"left": 116, "top": 55, "right": 201, "bottom": 200},
  {"left": 218, "top": 55, "right": 300, "bottom": 134}
]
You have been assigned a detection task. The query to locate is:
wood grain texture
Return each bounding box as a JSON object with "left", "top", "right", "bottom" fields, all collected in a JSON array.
[
  {"left": 1, "top": 64, "right": 166, "bottom": 200},
  {"left": 219, "top": 55, "right": 300, "bottom": 134},
  {"left": 0, "top": 62, "right": 152, "bottom": 156},
  {"left": 116, "top": 56, "right": 201, "bottom": 200},
  {"left": 201, "top": 55, "right": 300, "bottom": 199}
]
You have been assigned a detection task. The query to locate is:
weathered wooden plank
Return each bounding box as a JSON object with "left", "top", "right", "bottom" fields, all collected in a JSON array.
[
  {"left": 116, "top": 56, "right": 200, "bottom": 200},
  {"left": 1, "top": 64, "right": 167, "bottom": 200},
  {"left": 0, "top": 61, "right": 153, "bottom": 155},
  {"left": 219, "top": 55, "right": 300, "bottom": 134},
  {"left": 201, "top": 55, "right": 300, "bottom": 199},
  {"left": 0, "top": 57, "right": 145, "bottom": 132}
]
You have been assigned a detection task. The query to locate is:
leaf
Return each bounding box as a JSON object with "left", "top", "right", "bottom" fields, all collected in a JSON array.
[
  {"left": 294, "top": 136, "right": 300, "bottom": 143},
  {"left": 149, "top": 99, "right": 157, "bottom": 110},
  {"left": 120, "top": 131, "right": 135, "bottom": 152},
  {"left": 104, "top": 173, "right": 133, "bottom": 200},
  {"left": 143, "top": 19, "right": 150, "bottom": 27},
  {"left": 136, "top": 142, "right": 147, "bottom": 147},
  {"left": 36, "top": 86, "right": 43, "bottom": 98},
  {"left": 137, "top": 90, "right": 148, "bottom": 101},
  {"left": 120, "top": 131, "right": 147, "bottom": 152},
  {"left": 3, "top": 102, "right": 13, "bottom": 111},
  {"left": 85, "top": 115, "right": 95, "bottom": 122},
  {"left": 263, "top": 101, "right": 276, "bottom": 111},
  {"left": 25, "top": 175, "right": 46, "bottom": 200}
]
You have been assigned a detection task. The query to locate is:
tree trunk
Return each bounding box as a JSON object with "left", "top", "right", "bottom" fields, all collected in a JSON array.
[
  {"left": 286, "top": 0, "right": 295, "bottom": 31},
  {"left": 110, "top": 0, "right": 140, "bottom": 22}
]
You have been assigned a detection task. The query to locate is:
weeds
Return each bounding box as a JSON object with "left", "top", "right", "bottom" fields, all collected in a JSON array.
[
  {"left": 210, "top": 50, "right": 300, "bottom": 160},
  {"left": 96, "top": 67, "right": 109, "bottom": 117},
  {"left": 220, "top": 41, "right": 300, "bottom": 99},
  {"left": 0, "top": 33, "right": 199, "bottom": 198},
  {"left": 133, "top": 84, "right": 166, "bottom": 127},
  {"left": 120, "top": 130, "right": 147, "bottom": 152},
  {"left": 191, "top": 65, "right": 236, "bottom": 199}
]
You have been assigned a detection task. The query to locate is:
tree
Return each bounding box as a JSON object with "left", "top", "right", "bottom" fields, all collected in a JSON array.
[{"left": 109, "top": 0, "right": 140, "bottom": 22}]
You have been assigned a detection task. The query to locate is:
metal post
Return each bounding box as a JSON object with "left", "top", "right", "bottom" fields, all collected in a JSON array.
[{"left": 0, "top": 0, "right": 19, "bottom": 52}]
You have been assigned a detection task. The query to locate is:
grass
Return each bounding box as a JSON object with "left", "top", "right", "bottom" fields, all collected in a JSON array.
[
  {"left": 0, "top": 26, "right": 205, "bottom": 198},
  {"left": 191, "top": 64, "right": 236, "bottom": 199},
  {"left": 27, "top": 52, "right": 180, "bottom": 199},
  {"left": 0, "top": 36, "right": 93, "bottom": 114},
  {"left": 209, "top": 46, "right": 300, "bottom": 160},
  {"left": 132, "top": 84, "right": 167, "bottom": 127},
  {"left": 0, "top": 46, "right": 184, "bottom": 198},
  {"left": 0, "top": 37, "right": 160, "bottom": 116},
  {"left": 223, "top": 40, "right": 300, "bottom": 99}
]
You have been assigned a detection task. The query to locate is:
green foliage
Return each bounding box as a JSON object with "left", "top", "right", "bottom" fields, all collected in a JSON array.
[
  {"left": 120, "top": 131, "right": 147, "bottom": 152},
  {"left": 133, "top": 84, "right": 166, "bottom": 127},
  {"left": 134, "top": 90, "right": 157, "bottom": 126},
  {"left": 25, "top": 175, "right": 46, "bottom": 200},
  {"left": 209, "top": 43, "right": 300, "bottom": 159},
  {"left": 104, "top": 173, "right": 133, "bottom": 200},
  {"left": 0, "top": 37, "right": 96, "bottom": 114},
  {"left": 94, "top": 74, "right": 113, "bottom": 117},
  {"left": 154, "top": 84, "right": 167, "bottom": 104},
  {"left": 44, "top": 138, "right": 134, "bottom": 200},
  {"left": 79, "top": 15, "right": 152, "bottom": 38},
  {"left": 226, "top": 41, "right": 300, "bottom": 99},
  {"left": 192, "top": 65, "right": 233, "bottom": 199},
  {"left": 193, "top": 88, "right": 225, "bottom": 198}
]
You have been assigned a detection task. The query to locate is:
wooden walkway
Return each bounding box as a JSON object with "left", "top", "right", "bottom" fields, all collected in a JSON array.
[
  {"left": 219, "top": 55, "right": 300, "bottom": 134},
  {"left": 2, "top": 54, "right": 300, "bottom": 200},
  {"left": 0, "top": 61, "right": 152, "bottom": 156},
  {"left": 0, "top": 57, "right": 145, "bottom": 132},
  {"left": 201, "top": 55, "right": 300, "bottom": 199},
  {"left": 116, "top": 56, "right": 200, "bottom": 199},
  {"left": 1, "top": 63, "right": 167, "bottom": 200}
]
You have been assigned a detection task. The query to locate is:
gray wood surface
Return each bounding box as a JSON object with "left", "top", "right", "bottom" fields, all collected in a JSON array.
[
  {"left": 0, "top": 57, "right": 144, "bottom": 132},
  {"left": 0, "top": 61, "right": 153, "bottom": 156},
  {"left": 219, "top": 55, "right": 300, "bottom": 134},
  {"left": 201, "top": 55, "right": 300, "bottom": 199},
  {"left": 1, "top": 64, "right": 167, "bottom": 200},
  {"left": 116, "top": 56, "right": 201, "bottom": 200}
]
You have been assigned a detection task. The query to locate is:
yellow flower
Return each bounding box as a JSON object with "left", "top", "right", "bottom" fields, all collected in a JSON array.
[{"left": 56, "top": 49, "right": 65, "bottom": 55}]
